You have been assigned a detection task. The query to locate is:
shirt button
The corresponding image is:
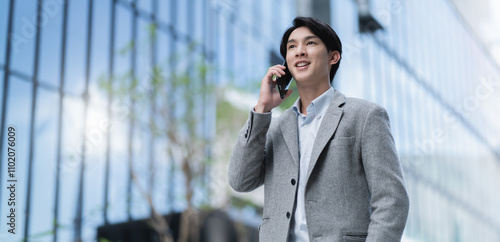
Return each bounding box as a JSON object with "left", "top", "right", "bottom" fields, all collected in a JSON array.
[
  {"left": 286, "top": 212, "right": 290, "bottom": 219},
  {"left": 291, "top": 179, "right": 296, "bottom": 185}
]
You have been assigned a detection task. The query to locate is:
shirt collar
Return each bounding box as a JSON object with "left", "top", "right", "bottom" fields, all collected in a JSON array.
[{"left": 292, "top": 87, "right": 335, "bottom": 118}]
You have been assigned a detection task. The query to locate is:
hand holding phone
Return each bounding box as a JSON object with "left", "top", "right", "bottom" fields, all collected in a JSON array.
[
  {"left": 255, "top": 63, "right": 292, "bottom": 113},
  {"left": 275, "top": 62, "right": 293, "bottom": 99}
]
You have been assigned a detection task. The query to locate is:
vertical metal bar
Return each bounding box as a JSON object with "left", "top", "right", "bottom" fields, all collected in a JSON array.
[
  {"left": 0, "top": 0, "right": 15, "bottom": 220},
  {"left": 377, "top": 35, "right": 386, "bottom": 106},
  {"left": 405, "top": 1, "right": 421, "bottom": 236},
  {"left": 399, "top": 0, "right": 412, "bottom": 168},
  {"left": 148, "top": 0, "right": 158, "bottom": 218},
  {"left": 361, "top": 34, "right": 372, "bottom": 100},
  {"left": 167, "top": 0, "right": 177, "bottom": 213},
  {"left": 75, "top": 0, "right": 93, "bottom": 240},
  {"left": 24, "top": 0, "right": 43, "bottom": 239},
  {"left": 226, "top": 14, "right": 234, "bottom": 85},
  {"left": 127, "top": 0, "right": 137, "bottom": 221},
  {"left": 419, "top": 1, "right": 433, "bottom": 167},
  {"left": 368, "top": 38, "right": 376, "bottom": 101},
  {"left": 405, "top": 0, "right": 418, "bottom": 173},
  {"left": 53, "top": 0, "right": 69, "bottom": 241},
  {"left": 185, "top": 0, "right": 195, "bottom": 202},
  {"left": 201, "top": 0, "right": 210, "bottom": 200},
  {"left": 103, "top": 0, "right": 116, "bottom": 226}
]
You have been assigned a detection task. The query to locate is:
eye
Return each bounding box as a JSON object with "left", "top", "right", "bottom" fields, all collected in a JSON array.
[
  {"left": 288, "top": 44, "right": 296, "bottom": 49},
  {"left": 307, "top": 41, "right": 316, "bottom": 45}
]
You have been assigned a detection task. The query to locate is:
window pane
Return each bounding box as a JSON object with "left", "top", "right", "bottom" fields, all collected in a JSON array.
[
  {"left": 10, "top": 0, "right": 37, "bottom": 74},
  {"left": 136, "top": 19, "right": 150, "bottom": 82},
  {"left": 138, "top": 0, "right": 152, "bottom": 15},
  {"left": 114, "top": 4, "right": 131, "bottom": 77},
  {"left": 38, "top": 0, "right": 64, "bottom": 87},
  {"left": 58, "top": 96, "right": 85, "bottom": 241},
  {"left": 89, "top": 0, "right": 110, "bottom": 97},
  {"left": 157, "top": 0, "right": 171, "bottom": 25},
  {"left": 108, "top": 110, "right": 129, "bottom": 223},
  {"left": 28, "top": 88, "right": 58, "bottom": 240},
  {"left": 176, "top": 0, "right": 187, "bottom": 36},
  {"left": 63, "top": 0, "right": 88, "bottom": 95},
  {"left": 81, "top": 98, "right": 108, "bottom": 240},
  {"left": 0, "top": 0, "right": 10, "bottom": 65}
]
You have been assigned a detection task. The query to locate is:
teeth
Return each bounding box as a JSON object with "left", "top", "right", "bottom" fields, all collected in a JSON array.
[{"left": 297, "top": 62, "right": 309, "bottom": 67}]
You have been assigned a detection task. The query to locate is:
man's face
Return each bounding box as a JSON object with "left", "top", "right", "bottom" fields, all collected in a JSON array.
[{"left": 285, "top": 27, "right": 339, "bottom": 86}]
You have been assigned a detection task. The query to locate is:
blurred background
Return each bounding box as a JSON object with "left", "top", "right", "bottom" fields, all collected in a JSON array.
[{"left": 1, "top": 0, "right": 500, "bottom": 241}]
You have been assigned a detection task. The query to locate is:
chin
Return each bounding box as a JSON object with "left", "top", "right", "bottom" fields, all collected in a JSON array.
[{"left": 293, "top": 74, "right": 311, "bottom": 83}]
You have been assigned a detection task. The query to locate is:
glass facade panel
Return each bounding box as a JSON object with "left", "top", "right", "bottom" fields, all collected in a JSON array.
[
  {"left": 10, "top": 0, "right": 37, "bottom": 74},
  {"left": 58, "top": 96, "right": 85, "bottom": 241},
  {"left": 137, "top": 0, "right": 152, "bottom": 14},
  {"left": 81, "top": 99, "right": 108, "bottom": 240},
  {"left": 107, "top": 115, "right": 129, "bottom": 223},
  {"left": 63, "top": 0, "right": 88, "bottom": 96},
  {"left": 157, "top": 0, "right": 170, "bottom": 25},
  {"left": 0, "top": 0, "right": 10, "bottom": 65},
  {"left": 37, "top": 0, "right": 63, "bottom": 87},
  {"left": 89, "top": 0, "right": 111, "bottom": 97},
  {"left": 28, "top": 88, "right": 58, "bottom": 240}
]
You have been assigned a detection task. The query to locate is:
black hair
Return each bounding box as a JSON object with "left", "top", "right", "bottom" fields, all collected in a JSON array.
[{"left": 280, "top": 16, "right": 342, "bottom": 83}]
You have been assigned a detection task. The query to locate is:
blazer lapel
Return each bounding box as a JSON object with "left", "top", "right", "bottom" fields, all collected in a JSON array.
[
  {"left": 280, "top": 109, "right": 299, "bottom": 167},
  {"left": 306, "top": 90, "right": 345, "bottom": 183}
]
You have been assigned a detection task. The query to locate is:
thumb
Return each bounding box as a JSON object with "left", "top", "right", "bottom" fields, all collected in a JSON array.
[{"left": 283, "top": 89, "right": 293, "bottom": 99}]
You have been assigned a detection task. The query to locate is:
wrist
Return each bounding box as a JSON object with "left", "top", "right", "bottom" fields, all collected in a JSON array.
[{"left": 255, "top": 103, "right": 271, "bottom": 113}]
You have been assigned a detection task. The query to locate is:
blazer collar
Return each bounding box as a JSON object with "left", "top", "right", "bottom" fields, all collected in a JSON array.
[
  {"left": 306, "top": 90, "right": 345, "bottom": 183},
  {"left": 279, "top": 90, "right": 346, "bottom": 173},
  {"left": 280, "top": 107, "right": 300, "bottom": 167}
]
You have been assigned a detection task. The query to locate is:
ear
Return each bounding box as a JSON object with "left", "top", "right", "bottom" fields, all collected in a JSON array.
[{"left": 329, "top": 50, "right": 341, "bottom": 65}]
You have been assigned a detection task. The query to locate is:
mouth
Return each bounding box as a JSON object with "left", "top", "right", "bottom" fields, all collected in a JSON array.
[{"left": 295, "top": 61, "right": 310, "bottom": 69}]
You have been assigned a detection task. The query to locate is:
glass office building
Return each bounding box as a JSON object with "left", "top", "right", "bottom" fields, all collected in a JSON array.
[
  {"left": 0, "top": 0, "right": 499, "bottom": 241},
  {"left": 330, "top": 0, "right": 500, "bottom": 241}
]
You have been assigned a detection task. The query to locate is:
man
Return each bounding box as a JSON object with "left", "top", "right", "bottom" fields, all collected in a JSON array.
[{"left": 228, "top": 17, "right": 409, "bottom": 242}]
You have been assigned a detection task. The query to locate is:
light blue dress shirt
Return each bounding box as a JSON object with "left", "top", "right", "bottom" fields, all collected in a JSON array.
[{"left": 289, "top": 87, "right": 335, "bottom": 242}]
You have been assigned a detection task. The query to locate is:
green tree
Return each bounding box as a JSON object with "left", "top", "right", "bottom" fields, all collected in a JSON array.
[{"left": 99, "top": 24, "right": 215, "bottom": 242}]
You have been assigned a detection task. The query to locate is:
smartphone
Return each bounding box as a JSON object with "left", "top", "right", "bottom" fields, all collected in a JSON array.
[{"left": 275, "top": 62, "right": 293, "bottom": 99}]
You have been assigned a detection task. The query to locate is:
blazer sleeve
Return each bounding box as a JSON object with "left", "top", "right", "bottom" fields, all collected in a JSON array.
[
  {"left": 228, "top": 110, "right": 272, "bottom": 192},
  {"left": 361, "top": 105, "right": 410, "bottom": 242}
]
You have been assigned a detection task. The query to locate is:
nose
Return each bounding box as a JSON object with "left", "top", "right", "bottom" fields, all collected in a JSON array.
[{"left": 295, "top": 44, "right": 306, "bottom": 57}]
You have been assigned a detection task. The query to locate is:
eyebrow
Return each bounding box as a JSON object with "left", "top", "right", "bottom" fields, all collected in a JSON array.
[{"left": 287, "top": 35, "right": 320, "bottom": 44}]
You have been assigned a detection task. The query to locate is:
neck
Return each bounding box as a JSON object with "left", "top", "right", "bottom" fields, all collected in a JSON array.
[{"left": 297, "top": 81, "right": 331, "bottom": 115}]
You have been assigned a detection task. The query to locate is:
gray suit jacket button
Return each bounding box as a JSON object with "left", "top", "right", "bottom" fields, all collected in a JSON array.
[
  {"left": 291, "top": 179, "right": 296, "bottom": 185},
  {"left": 286, "top": 212, "right": 290, "bottom": 219}
]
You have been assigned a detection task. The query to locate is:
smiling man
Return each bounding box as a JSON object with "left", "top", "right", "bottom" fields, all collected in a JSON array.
[{"left": 228, "top": 17, "right": 409, "bottom": 242}]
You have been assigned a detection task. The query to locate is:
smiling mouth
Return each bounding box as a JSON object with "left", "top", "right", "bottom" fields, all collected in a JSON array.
[{"left": 296, "top": 62, "right": 310, "bottom": 69}]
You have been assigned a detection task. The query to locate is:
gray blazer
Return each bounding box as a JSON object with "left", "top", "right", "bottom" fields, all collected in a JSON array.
[{"left": 228, "top": 90, "right": 409, "bottom": 242}]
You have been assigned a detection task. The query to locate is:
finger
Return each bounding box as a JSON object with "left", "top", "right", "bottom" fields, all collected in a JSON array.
[
  {"left": 275, "top": 64, "right": 287, "bottom": 69},
  {"left": 267, "top": 68, "right": 281, "bottom": 79},
  {"left": 273, "top": 65, "right": 287, "bottom": 73},
  {"left": 270, "top": 68, "right": 286, "bottom": 77},
  {"left": 269, "top": 71, "right": 282, "bottom": 81}
]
